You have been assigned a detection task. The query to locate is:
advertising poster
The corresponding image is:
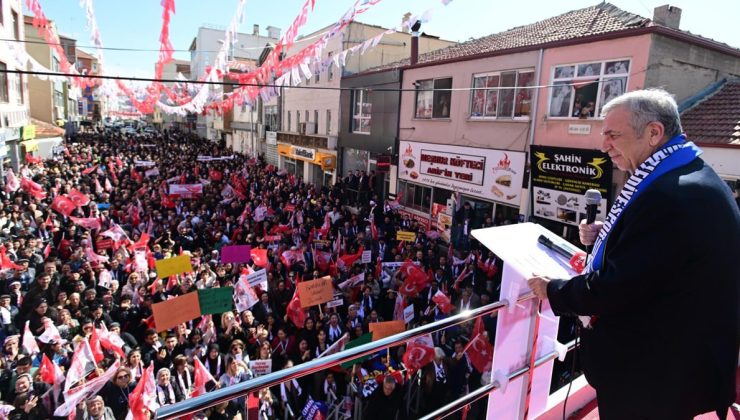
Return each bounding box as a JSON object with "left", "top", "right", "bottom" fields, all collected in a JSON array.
[
  {"left": 530, "top": 146, "right": 611, "bottom": 226},
  {"left": 398, "top": 141, "right": 525, "bottom": 206}
]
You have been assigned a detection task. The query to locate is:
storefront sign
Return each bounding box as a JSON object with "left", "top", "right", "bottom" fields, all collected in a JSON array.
[
  {"left": 399, "top": 141, "right": 525, "bottom": 206},
  {"left": 266, "top": 131, "right": 277, "bottom": 145},
  {"left": 21, "top": 125, "right": 36, "bottom": 140},
  {"left": 530, "top": 145, "right": 612, "bottom": 226},
  {"left": 293, "top": 146, "right": 315, "bottom": 161}
]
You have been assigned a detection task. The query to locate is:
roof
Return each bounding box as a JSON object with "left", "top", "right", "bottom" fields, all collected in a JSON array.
[
  {"left": 681, "top": 80, "right": 740, "bottom": 146},
  {"left": 366, "top": 2, "right": 740, "bottom": 74},
  {"left": 30, "top": 118, "right": 65, "bottom": 139},
  {"left": 76, "top": 49, "right": 96, "bottom": 60},
  {"left": 369, "top": 3, "right": 650, "bottom": 72}
]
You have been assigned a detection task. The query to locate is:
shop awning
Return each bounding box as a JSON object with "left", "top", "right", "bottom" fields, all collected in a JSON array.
[{"left": 21, "top": 139, "right": 39, "bottom": 152}]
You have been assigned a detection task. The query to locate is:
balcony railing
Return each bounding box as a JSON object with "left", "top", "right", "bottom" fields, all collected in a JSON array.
[{"left": 156, "top": 291, "right": 578, "bottom": 419}]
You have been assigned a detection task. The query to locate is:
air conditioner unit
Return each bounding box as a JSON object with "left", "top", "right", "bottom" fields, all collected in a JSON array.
[{"left": 305, "top": 122, "right": 317, "bottom": 135}]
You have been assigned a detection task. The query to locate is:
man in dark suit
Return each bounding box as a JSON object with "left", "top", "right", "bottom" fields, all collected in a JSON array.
[{"left": 528, "top": 89, "right": 739, "bottom": 419}]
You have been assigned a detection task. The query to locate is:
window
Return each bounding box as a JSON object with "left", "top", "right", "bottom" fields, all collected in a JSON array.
[
  {"left": 352, "top": 89, "right": 372, "bottom": 134},
  {"left": 549, "top": 59, "right": 629, "bottom": 118},
  {"left": 11, "top": 11, "right": 19, "bottom": 41},
  {"left": 470, "top": 70, "right": 534, "bottom": 119},
  {"left": 287, "top": 111, "right": 291, "bottom": 132},
  {"left": 315, "top": 63, "right": 320, "bottom": 83},
  {"left": 314, "top": 110, "right": 318, "bottom": 125},
  {"left": 92, "top": 63, "right": 98, "bottom": 73},
  {"left": 296, "top": 111, "right": 300, "bottom": 131},
  {"left": 12, "top": 73, "right": 22, "bottom": 105},
  {"left": 0, "top": 62, "right": 8, "bottom": 103},
  {"left": 328, "top": 52, "right": 334, "bottom": 80},
  {"left": 305, "top": 110, "right": 309, "bottom": 124},
  {"left": 415, "top": 78, "right": 452, "bottom": 119},
  {"left": 398, "top": 181, "right": 432, "bottom": 212},
  {"left": 326, "top": 110, "right": 331, "bottom": 135},
  {"left": 265, "top": 105, "right": 279, "bottom": 131}
]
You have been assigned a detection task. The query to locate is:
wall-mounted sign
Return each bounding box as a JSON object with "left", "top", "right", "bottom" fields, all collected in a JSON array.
[
  {"left": 567, "top": 124, "right": 592, "bottom": 135},
  {"left": 399, "top": 141, "right": 525, "bottom": 206},
  {"left": 266, "top": 131, "right": 277, "bottom": 145},
  {"left": 530, "top": 145, "right": 612, "bottom": 226}
]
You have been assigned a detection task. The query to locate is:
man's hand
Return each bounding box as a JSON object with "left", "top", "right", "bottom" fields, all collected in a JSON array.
[
  {"left": 579, "top": 220, "right": 604, "bottom": 246},
  {"left": 527, "top": 276, "right": 550, "bottom": 300}
]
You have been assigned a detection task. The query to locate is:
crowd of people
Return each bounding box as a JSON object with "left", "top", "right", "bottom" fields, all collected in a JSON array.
[{"left": 0, "top": 129, "right": 505, "bottom": 420}]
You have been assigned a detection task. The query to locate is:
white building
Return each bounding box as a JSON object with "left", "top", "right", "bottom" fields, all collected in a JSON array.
[
  {"left": 0, "top": 0, "right": 30, "bottom": 170},
  {"left": 188, "top": 24, "right": 280, "bottom": 140}
]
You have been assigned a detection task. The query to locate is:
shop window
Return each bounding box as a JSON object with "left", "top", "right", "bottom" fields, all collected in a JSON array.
[
  {"left": 415, "top": 77, "right": 452, "bottom": 119},
  {"left": 548, "top": 59, "right": 629, "bottom": 119},
  {"left": 352, "top": 89, "right": 372, "bottom": 134},
  {"left": 398, "top": 180, "right": 431, "bottom": 212},
  {"left": 433, "top": 187, "right": 452, "bottom": 207},
  {"left": 470, "top": 69, "right": 534, "bottom": 119},
  {"left": 326, "top": 110, "right": 331, "bottom": 135}
]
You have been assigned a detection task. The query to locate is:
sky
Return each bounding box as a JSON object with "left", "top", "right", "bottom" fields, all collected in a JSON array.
[{"left": 26, "top": 0, "right": 740, "bottom": 79}]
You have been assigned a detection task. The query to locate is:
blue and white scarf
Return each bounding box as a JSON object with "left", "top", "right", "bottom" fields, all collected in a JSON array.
[{"left": 586, "top": 135, "right": 702, "bottom": 273}]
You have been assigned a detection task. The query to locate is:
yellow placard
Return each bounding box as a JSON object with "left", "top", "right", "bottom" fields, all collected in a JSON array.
[
  {"left": 396, "top": 231, "right": 416, "bottom": 242},
  {"left": 154, "top": 254, "right": 193, "bottom": 279},
  {"left": 152, "top": 292, "right": 201, "bottom": 332},
  {"left": 297, "top": 276, "right": 334, "bottom": 308},
  {"left": 369, "top": 320, "right": 406, "bottom": 341}
]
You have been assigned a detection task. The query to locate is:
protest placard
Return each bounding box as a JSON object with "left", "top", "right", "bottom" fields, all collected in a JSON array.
[
  {"left": 198, "top": 287, "right": 234, "bottom": 315},
  {"left": 369, "top": 320, "right": 406, "bottom": 341},
  {"left": 361, "top": 250, "right": 372, "bottom": 264},
  {"left": 246, "top": 269, "right": 268, "bottom": 291},
  {"left": 220, "top": 245, "right": 252, "bottom": 264},
  {"left": 340, "top": 334, "right": 373, "bottom": 368},
  {"left": 297, "top": 276, "right": 334, "bottom": 308},
  {"left": 396, "top": 231, "right": 416, "bottom": 242},
  {"left": 248, "top": 359, "right": 272, "bottom": 376},
  {"left": 155, "top": 255, "right": 193, "bottom": 279},
  {"left": 326, "top": 298, "right": 344, "bottom": 308},
  {"left": 404, "top": 304, "right": 415, "bottom": 324},
  {"left": 152, "top": 292, "right": 201, "bottom": 332}
]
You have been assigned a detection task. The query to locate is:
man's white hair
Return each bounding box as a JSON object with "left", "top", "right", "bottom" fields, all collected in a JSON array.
[{"left": 601, "top": 88, "right": 683, "bottom": 139}]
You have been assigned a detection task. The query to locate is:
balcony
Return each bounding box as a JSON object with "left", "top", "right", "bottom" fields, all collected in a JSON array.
[{"left": 277, "top": 130, "right": 337, "bottom": 150}]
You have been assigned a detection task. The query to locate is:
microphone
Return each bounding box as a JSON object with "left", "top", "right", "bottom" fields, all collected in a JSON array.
[
  {"left": 585, "top": 189, "right": 602, "bottom": 225},
  {"left": 537, "top": 234, "right": 575, "bottom": 260},
  {"left": 584, "top": 189, "right": 602, "bottom": 254}
]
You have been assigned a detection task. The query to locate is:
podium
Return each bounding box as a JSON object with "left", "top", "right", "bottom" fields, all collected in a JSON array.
[{"left": 471, "top": 223, "right": 581, "bottom": 420}]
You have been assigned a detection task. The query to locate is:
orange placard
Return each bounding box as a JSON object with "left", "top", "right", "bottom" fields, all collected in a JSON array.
[
  {"left": 369, "top": 320, "right": 406, "bottom": 341},
  {"left": 152, "top": 292, "right": 201, "bottom": 332},
  {"left": 296, "top": 276, "right": 334, "bottom": 308}
]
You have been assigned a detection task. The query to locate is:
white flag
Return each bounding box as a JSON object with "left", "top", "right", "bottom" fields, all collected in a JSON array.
[
  {"left": 22, "top": 321, "right": 39, "bottom": 355},
  {"left": 55, "top": 361, "right": 120, "bottom": 416},
  {"left": 64, "top": 340, "right": 97, "bottom": 394}
]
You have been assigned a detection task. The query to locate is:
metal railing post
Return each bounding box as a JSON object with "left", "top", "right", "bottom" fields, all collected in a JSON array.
[{"left": 522, "top": 299, "right": 543, "bottom": 420}]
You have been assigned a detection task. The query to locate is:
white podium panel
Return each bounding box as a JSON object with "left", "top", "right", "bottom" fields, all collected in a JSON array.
[{"left": 472, "top": 223, "right": 579, "bottom": 420}]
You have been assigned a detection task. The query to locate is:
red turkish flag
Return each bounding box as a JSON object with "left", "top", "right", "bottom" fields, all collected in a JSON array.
[
  {"left": 313, "top": 250, "right": 332, "bottom": 271},
  {"left": 20, "top": 176, "right": 46, "bottom": 199},
  {"left": 432, "top": 290, "right": 456, "bottom": 314},
  {"left": 70, "top": 216, "right": 102, "bottom": 231},
  {"left": 68, "top": 189, "right": 90, "bottom": 207},
  {"left": 398, "top": 261, "right": 431, "bottom": 298},
  {"left": 402, "top": 339, "right": 435, "bottom": 372},
  {"left": 89, "top": 326, "right": 105, "bottom": 363},
  {"left": 286, "top": 288, "right": 306, "bottom": 329},
  {"left": 133, "top": 232, "right": 150, "bottom": 251},
  {"left": 51, "top": 195, "right": 77, "bottom": 217},
  {"left": 192, "top": 357, "right": 215, "bottom": 398},
  {"left": 465, "top": 333, "right": 493, "bottom": 373},
  {"left": 0, "top": 246, "right": 23, "bottom": 271},
  {"left": 337, "top": 246, "right": 364, "bottom": 272},
  {"left": 250, "top": 248, "right": 269, "bottom": 268},
  {"left": 81, "top": 164, "right": 99, "bottom": 175},
  {"left": 38, "top": 354, "right": 56, "bottom": 385}
]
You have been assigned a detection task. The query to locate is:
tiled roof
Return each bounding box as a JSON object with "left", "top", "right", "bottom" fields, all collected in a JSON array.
[
  {"left": 368, "top": 2, "right": 650, "bottom": 72},
  {"left": 30, "top": 118, "right": 65, "bottom": 139},
  {"left": 681, "top": 80, "right": 740, "bottom": 145}
]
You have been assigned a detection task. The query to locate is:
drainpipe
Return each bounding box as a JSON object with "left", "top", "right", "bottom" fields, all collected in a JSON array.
[{"left": 525, "top": 48, "right": 544, "bottom": 223}]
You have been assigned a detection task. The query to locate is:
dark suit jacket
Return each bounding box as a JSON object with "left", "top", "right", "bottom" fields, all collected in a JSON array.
[{"left": 547, "top": 159, "right": 740, "bottom": 418}]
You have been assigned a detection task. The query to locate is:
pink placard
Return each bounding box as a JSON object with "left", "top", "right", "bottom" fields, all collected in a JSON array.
[{"left": 220, "top": 245, "right": 252, "bottom": 264}]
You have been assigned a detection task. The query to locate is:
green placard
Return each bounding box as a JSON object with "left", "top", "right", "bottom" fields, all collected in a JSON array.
[
  {"left": 340, "top": 333, "right": 373, "bottom": 369},
  {"left": 198, "top": 287, "right": 234, "bottom": 315}
]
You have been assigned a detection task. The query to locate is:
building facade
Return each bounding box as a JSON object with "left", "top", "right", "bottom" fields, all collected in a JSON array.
[
  {"left": 0, "top": 0, "right": 29, "bottom": 170},
  {"left": 189, "top": 24, "right": 280, "bottom": 140},
  {"left": 280, "top": 21, "right": 454, "bottom": 188}
]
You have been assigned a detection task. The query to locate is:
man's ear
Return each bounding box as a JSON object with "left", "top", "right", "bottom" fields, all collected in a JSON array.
[{"left": 647, "top": 121, "right": 666, "bottom": 146}]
